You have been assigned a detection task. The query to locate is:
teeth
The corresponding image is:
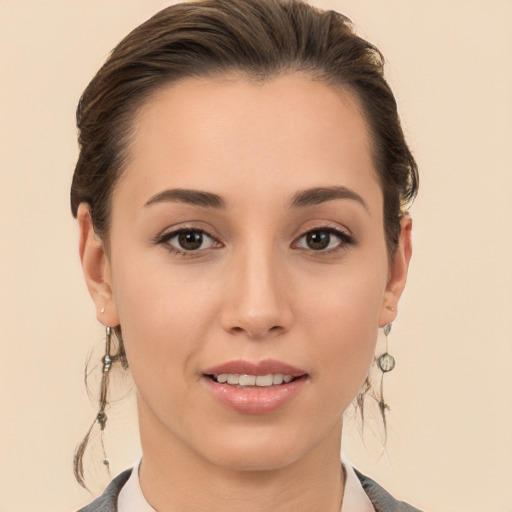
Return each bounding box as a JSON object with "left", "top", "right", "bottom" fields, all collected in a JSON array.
[
  {"left": 273, "top": 373, "right": 284, "bottom": 385},
  {"left": 239, "top": 375, "right": 256, "bottom": 386},
  {"left": 213, "top": 373, "right": 295, "bottom": 387},
  {"left": 226, "top": 374, "right": 239, "bottom": 385},
  {"left": 255, "top": 374, "right": 273, "bottom": 386}
]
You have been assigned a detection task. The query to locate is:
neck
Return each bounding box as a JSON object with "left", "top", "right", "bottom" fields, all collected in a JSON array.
[{"left": 137, "top": 400, "right": 345, "bottom": 512}]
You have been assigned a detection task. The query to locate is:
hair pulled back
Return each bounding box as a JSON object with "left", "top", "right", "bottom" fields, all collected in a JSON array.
[
  {"left": 71, "top": 0, "right": 418, "bottom": 487},
  {"left": 71, "top": 0, "right": 417, "bottom": 245}
]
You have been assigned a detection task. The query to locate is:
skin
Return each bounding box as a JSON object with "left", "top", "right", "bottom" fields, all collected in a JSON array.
[{"left": 78, "top": 72, "right": 412, "bottom": 512}]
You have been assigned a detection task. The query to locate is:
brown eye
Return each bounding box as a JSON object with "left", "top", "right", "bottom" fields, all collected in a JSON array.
[
  {"left": 162, "top": 229, "right": 216, "bottom": 252},
  {"left": 295, "top": 228, "right": 353, "bottom": 252},
  {"left": 178, "top": 231, "right": 203, "bottom": 250},
  {"left": 305, "top": 230, "right": 331, "bottom": 250}
]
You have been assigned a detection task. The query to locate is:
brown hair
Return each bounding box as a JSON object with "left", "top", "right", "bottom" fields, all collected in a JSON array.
[{"left": 71, "top": 0, "right": 418, "bottom": 487}]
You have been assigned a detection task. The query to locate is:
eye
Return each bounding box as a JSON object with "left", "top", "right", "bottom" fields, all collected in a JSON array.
[
  {"left": 159, "top": 228, "right": 218, "bottom": 253},
  {"left": 295, "top": 228, "right": 353, "bottom": 251}
]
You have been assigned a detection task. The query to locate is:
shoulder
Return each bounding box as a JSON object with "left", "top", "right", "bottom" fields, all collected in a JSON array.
[
  {"left": 76, "top": 469, "right": 132, "bottom": 512},
  {"left": 354, "top": 469, "right": 424, "bottom": 512},
  {"left": 76, "top": 467, "right": 424, "bottom": 512}
]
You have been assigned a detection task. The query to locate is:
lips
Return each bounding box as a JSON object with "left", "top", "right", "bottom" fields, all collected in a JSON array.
[
  {"left": 202, "top": 359, "right": 308, "bottom": 414},
  {"left": 203, "top": 359, "right": 306, "bottom": 377}
]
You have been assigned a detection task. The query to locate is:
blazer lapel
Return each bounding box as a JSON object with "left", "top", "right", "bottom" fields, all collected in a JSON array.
[
  {"left": 354, "top": 469, "right": 423, "bottom": 512},
  {"left": 77, "top": 469, "right": 132, "bottom": 512}
]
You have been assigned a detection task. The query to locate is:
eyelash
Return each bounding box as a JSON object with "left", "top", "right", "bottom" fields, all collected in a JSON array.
[
  {"left": 155, "top": 228, "right": 221, "bottom": 257},
  {"left": 155, "top": 226, "right": 355, "bottom": 257},
  {"left": 294, "top": 227, "right": 355, "bottom": 255}
]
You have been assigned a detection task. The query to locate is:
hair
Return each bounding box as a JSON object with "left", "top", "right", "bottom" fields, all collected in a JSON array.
[{"left": 71, "top": 0, "right": 418, "bottom": 487}]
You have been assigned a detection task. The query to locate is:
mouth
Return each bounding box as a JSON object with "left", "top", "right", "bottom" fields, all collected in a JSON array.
[{"left": 202, "top": 360, "right": 308, "bottom": 414}]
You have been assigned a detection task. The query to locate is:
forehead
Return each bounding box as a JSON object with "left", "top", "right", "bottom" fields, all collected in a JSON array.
[{"left": 117, "top": 72, "right": 381, "bottom": 212}]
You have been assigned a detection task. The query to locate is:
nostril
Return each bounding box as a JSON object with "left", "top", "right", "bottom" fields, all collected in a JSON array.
[
  {"left": 230, "top": 324, "right": 287, "bottom": 339},
  {"left": 220, "top": 292, "right": 294, "bottom": 339}
]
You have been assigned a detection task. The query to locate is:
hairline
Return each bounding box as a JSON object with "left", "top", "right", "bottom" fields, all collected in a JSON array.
[{"left": 93, "top": 69, "right": 394, "bottom": 263}]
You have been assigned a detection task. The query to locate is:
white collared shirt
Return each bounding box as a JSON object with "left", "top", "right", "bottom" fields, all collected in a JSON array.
[{"left": 118, "top": 458, "right": 375, "bottom": 512}]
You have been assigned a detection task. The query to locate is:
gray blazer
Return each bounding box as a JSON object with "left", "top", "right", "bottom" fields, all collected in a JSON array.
[{"left": 77, "top": 468, "right": 423, "bottom": 512}]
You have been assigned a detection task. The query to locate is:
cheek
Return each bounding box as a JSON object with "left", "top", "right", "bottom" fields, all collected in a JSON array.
[
  {"left": 110, "top": 256, "right": 221, "bottom": 391},
  {"left": 296, "top": 258, "right": 387, "bottom": 400},
  {"left": 299, "top": 251, "right": 388, "bottom": 333}
]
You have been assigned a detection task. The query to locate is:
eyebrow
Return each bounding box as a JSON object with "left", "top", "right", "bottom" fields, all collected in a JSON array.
[
  {"left": 144, "top": 188, "right": 226, "bottom": 209},
  {"left": 289, "top": 186, "right": 369, "bottom": 212},
  {"left": 143, "top": 185, "right": 368, "bottom": 212}
]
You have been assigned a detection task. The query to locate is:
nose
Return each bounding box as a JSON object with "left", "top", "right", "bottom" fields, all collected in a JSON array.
[{"left": 219, "top": 245, "right": 294, "bottom": 339}]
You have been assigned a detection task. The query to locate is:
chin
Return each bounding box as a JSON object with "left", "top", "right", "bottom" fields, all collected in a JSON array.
[
  {"left": 204, "top": 443, "right": 302, "bottom": 473},
  {"left": 189, "top": 421, "right": 327, "bottom": 473}
]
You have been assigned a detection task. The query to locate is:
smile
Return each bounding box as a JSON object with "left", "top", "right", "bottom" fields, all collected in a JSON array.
[{"left": 202, "top": 360, "right": 308, "bottom": 414}]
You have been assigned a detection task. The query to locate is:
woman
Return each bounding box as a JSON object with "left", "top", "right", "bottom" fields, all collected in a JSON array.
[{"left": 71, "top": 0, "right": 420, "bottom": 510}]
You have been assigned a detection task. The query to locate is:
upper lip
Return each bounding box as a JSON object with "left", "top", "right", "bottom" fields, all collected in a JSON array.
[{"left": 203, "top": 359, "right": 307, "bottom": 377}]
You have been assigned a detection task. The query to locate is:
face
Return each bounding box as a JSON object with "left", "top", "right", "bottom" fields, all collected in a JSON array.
[{"left": 79, "top": 73, "right": 410, "bottom": 473}]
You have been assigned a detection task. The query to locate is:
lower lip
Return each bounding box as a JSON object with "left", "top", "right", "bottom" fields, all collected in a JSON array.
[{"left": 203, "top": 376, "right": 307, "bottom": 414}]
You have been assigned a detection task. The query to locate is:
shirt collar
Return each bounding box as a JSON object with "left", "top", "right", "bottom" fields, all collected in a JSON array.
[{"left": 118, "top": 457, "right": 375, "bottom": 512}]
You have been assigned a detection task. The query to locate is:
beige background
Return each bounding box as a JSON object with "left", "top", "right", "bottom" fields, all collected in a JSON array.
[{"left": 1, "top": 1, "right": 511, "bottom": 511}]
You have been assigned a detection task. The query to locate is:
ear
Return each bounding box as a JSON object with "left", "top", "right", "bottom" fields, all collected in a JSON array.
[
  {"left": 378, "top": 214, "right": 413, "bottom": 327},
  {"left": 77, "top": 203, "right": 120, "bottom": 327}
]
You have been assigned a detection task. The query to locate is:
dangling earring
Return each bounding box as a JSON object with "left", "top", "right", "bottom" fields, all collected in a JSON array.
[
  {"left": 377, "top": 323, "right": 395, "bottom": 373},
  {"left": 376, "top": 323, "right": 395, "bottom": 436},
  {"left": 97, "top": 326, "right": 114, "bottom": 473},
  {"left": 73, "top": 326, "right": 119, "bottom": 488}
]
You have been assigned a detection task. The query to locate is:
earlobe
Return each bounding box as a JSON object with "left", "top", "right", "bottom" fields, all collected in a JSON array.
[
  {"left": 378, "top": 215, "right": 413, "bottom": 327},
  {"left": 77, "top": 204, "right": 120, "bottom": 327}
]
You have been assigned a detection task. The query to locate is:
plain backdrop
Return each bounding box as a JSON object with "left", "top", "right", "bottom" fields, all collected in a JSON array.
[{"left": 1, "top": 1, "right": 511, "bottom": 511}]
